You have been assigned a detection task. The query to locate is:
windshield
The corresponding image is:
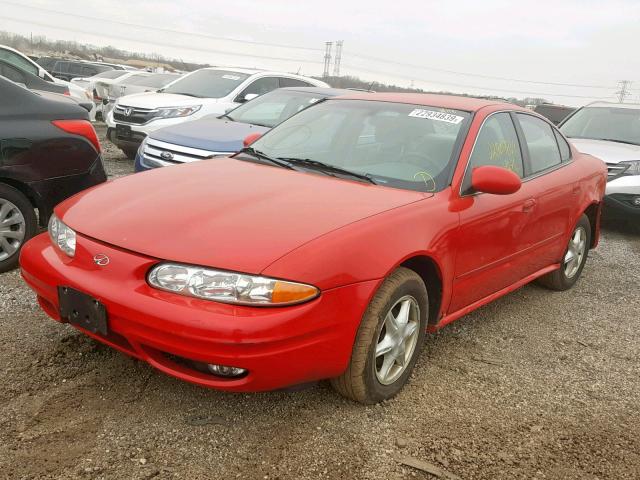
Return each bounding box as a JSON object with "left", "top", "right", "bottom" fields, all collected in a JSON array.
[
  {"left": 92, "top": 70, "right": 128, "bottom": 80},
  {"left": 249, "top": 99, "right": 470, "bottom": 192},
  {"left": 163, "top": 69, "right": 249, "bottom": 98},
  {"left": 226, "top": 89, "right": 326, "bottom": 128},
  {"left": 126, "top": 73, "right": 179, "bottom": 88},
  {"left": 560, "top": 106, "right": 640, "bottom": 145}
]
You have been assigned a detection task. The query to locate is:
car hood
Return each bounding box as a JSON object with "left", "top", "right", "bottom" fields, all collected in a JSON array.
[
  {"left": 117, "top": 92, "right": 217, "bottom": 108},
  {"left": 151, "top": 117, "right": 270, "bottom": 152},
  {"left": 57, "top": 159, "right": 426, "bottom": 274},
  {"left": 569, "top": 138, "right": 640, "bottom": 164}
]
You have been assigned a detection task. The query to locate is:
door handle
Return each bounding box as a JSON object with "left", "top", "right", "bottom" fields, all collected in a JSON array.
[{"left": 522, "top": 198, "right": 537, "bottom": 212}]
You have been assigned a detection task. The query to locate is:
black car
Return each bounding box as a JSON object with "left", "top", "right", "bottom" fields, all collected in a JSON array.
[
  {"left": 0, "top": 59, "right": 69, "bottom": 95},
  {"left": 49, "top": 61, "right": 114, "bottom": 81},
  {"left": 0, "top": 77, "right": 107, "bottom": 272}
]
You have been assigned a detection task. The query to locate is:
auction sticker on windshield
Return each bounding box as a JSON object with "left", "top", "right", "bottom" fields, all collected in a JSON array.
[
  {"left": 408, "top": 109, "right": 465, "bottom": 124},
  {"left": 222, "top": 75, "right": 242, "bottom": 80}
]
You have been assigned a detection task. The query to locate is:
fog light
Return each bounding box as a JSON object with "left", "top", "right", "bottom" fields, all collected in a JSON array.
[
  {"left": 633, "top": 196, "right": 640, "bottom": 206},
  {"left": 206, "top": 364, "right": 246, "bottom": 377}
]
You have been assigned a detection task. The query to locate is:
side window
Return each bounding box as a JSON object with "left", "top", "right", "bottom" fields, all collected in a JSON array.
[
  {"left": 554, "top": 129, "right": 571, "bottom": 161},
  {"left": 279, "top": 77, "right": 312, "bottom": 87},
  {"left": 0, "top": 49, "right": 38, "bottom": 75},
  {"left": 0, "top": 63, "right": 25, "bottom": 83},
  {"left": 69, "top": 63, "right": 84, "bottom": 76},
  {"left": 465, "top": 113, "right": 524, "bottom": 191},
  {"left": 82, "top": 65, "right": 96, "bottom": 76},
  {"left": 55, "top": 61, "right": 69, "bottom": 73},
  {"left": 237, "top": 77, "right": 279, "bottom": 101},
  {"left": 516, "top": 114, "right": 562, "bottom": 174}
]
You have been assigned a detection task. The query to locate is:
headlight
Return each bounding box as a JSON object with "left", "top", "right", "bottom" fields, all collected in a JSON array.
[
  {"left": 147, "top": 263, "right": 319, "bottom": 306},
  {"left": 137, "top": 135, "right": 148, "bottom": 155},
  {"left": 621, "top": 160, "right": 640, "bottom": 175},
  {"left": 156, "top": 105, "right": 201, "bottom": 119},
  {"left": 48, "top": 214, "right": 76, "bottom": 257}
]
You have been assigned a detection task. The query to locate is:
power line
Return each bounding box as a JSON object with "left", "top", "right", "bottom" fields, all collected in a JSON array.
[
  {"left": 340, "top": 63, "right": 616, "bottom": 100},
  {"left": 344, "top": 53, "right": 615, "bottom": 90},
  {"left": 2, "top": 15, "right": 325, "bottom": 66},
  {"left": 4, "top": 0, "right": 619, "bottom": 91},
  {"left": 0, "top": 0, "right": 323, "bottom": 53}
]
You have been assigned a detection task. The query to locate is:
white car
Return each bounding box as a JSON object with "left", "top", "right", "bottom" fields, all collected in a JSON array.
[
  {"left": 0, "top": 45, "right": 96, "bottom": 120},
  {"left": 105, "top": 67, "right": 329, "bottom": 157},
  {"left": 560, "top": 102, "right": 640, "bottom": 220},
  {"left": 102, "top": 73, "right": 180, "bottom": 120}
]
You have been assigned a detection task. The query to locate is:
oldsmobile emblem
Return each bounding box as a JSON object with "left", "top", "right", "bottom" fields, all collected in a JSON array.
[{"left": 93, "top": 253, "right": 110, "bottom": 266}]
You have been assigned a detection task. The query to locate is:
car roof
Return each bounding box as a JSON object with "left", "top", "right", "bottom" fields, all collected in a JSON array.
[
  {"left": 278, "top": 86, "right": 357, "bottom": 96},
  {"left": 329, "top": 92, "right": 517, "bottom": 112},
  {"left": 584, "top": 101, "right": 640, "bottom": 109}
]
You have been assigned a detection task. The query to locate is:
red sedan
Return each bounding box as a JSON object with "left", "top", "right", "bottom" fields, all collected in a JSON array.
[{"left": 20, "top": 94, "right": 606, "bottom": 403}]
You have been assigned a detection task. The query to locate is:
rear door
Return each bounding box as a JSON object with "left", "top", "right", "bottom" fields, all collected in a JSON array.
[{"left": 513, "top": 113, "right": 575, "bottom": 270}]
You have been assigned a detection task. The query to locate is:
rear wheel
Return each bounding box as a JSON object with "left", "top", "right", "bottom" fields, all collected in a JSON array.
[
  {"left": 331, "top": 267, "right": 428, "bottom": 404},
  {"left": 0, "top": 184, "right": 37, "bottom": 273},
  {"left": 537, "top": 214, "right": 591, "bottom": 291}
]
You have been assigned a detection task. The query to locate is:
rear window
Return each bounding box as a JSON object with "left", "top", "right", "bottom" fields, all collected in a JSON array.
[
  {"left": 163, "top": 69, "right": 250, "bottom": 98},
  {"left": 92, "top": 70, "right": 128, "bottom": 80}
]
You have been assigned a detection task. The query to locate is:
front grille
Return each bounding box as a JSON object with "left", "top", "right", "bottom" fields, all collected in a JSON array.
[
  {"left": 113, "top": 104, "right": 159, "bottom": 125},
  {"left": 606, "top": 162, "right": 630, "bottom": 181},
  {"left": 141, "top": 138, "right": 228, "bottom": 168}
]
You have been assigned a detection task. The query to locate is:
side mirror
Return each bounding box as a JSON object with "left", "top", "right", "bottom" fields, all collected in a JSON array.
[
  {"left": 471, "top": 165, "right": 521, "bottom": 195},
  {"left": 242, "top": 93, "right": 259, "bottom": 103},
  {"left": 243, "top": 132, "right": 263, "bottom": 147}
]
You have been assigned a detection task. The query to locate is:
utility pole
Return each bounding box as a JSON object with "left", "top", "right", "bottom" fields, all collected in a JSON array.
[
  {"left": 323, "top": 42, "right": 333, "bottom": 78},
  {"left": 333, "top": 40, "right": 343, "bottom": 77},
  {"left": 616, "top": 80, "right": 632, "bottom": 103}
]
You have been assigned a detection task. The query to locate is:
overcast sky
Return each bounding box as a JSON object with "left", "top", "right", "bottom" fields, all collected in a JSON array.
[{"left": 3, "top": 0, "right": 640, "bottom": 106}]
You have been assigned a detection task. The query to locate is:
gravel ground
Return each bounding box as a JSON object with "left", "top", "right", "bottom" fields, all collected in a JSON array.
[{"left": 1, "top": 125, "right": 639, "bottom": 479}]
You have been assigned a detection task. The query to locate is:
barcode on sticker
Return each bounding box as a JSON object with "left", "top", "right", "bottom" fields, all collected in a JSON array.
[{"left": 408, "top": 109, "right": 464, "bottom": 124}]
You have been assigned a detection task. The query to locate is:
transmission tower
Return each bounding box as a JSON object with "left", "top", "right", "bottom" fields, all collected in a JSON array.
[
  {"left": 333, "top": 40, "right": 343, "bottom": 77},
  {"left": 323, "top": 42, "right": 333, "bottom": 78},
  {"left": 616, "top": 80, "right": 632, "bottom": 103}
]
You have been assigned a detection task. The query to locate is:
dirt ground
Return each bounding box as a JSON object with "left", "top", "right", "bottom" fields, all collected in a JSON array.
[{"left": 1, "top": 126, "right": 639, "bottom": 479}]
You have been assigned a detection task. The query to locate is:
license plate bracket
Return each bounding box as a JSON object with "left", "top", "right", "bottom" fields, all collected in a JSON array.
[
  {"left": 115, "top": 123, "right": 132, "bottom": 139},
  {"left": 58, "top": 287, "right": 108, "bottom": 335}
]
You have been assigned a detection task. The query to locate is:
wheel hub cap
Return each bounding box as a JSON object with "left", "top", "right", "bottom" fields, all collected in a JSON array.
[
  {"left": 374, "top": 295, "right": 420, "bottom": 385},
  {"left": 0, "top": 198, "right": 26, "bottom": 262},
  {"left": 564, "top": 226, "right": 586, "bottom": 279}
]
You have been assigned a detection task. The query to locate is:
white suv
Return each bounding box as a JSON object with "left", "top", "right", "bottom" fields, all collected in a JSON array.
[
  {"left": 560, "top": 102, "right": 640, "bottom": 220},
  {"left": 105, "top": 67, "right": 329, "bottom": 157}
]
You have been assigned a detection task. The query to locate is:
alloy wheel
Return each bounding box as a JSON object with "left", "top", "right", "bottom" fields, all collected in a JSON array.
[
  {"left": 374, "top": 295, "right": 420, "bottom": 385},
  {"left": 0, "top": 198, "right": 26, "bottom": 261},
  {"left": 564, "top": 226, "right": 587, "bottom": 279}
]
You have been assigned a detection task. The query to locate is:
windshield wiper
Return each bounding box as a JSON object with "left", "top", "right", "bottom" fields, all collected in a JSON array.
[
  {"left": 238, "top": 147, "right": 294, "bottom": 169},
  {"left": 277, "top": 157, "right": 376, "bottom": 184},
  {"left": 597, "top": 138, "right": 640, "bottom": 146},
  {"left": 219, "top": 113, "right": 234, "bottom": 121}
]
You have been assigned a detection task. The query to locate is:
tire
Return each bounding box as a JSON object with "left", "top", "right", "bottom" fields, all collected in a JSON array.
[
  {"left": 331, "top": 267, "right": 428, "bottom": 404},
  {"left": 0, "top": 184, "right": 37, "bottom": 273},
  {"left": 537, "top": 214, "right": 591, "bottom": 291},
  {"left": 122, "top": 148, "right": 138, "bottom": 160}
]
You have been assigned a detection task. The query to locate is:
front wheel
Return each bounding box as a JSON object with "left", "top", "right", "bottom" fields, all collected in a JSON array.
[
  {"left": 331, "top": 267, "right": 428, "bottom": 404},
  {"left": 537, "top": 214, "right": 591, "bottom": 291}
]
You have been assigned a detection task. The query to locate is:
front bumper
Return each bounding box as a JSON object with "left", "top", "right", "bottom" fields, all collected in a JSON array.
[
  {"left": 20, "top": 233, "right": 375, "bottom": 392},
  {"left": 605, "top": 175, "right": 640, "bottom": 218}
]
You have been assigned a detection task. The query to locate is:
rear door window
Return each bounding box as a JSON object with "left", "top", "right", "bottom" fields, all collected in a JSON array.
[
  {"left": 554, "top": 130, "right": 571, "bottom": 161},
  {"left": 0, "top": 49, "right": 38, "bottom": 76},
  {"left": 279, "top": 77, "right": 313, "bottom": 87},
  {"left": 237, "top": 77, "right": 280, "bottom": 101},
  {"left": 516, "top": 114, "right": 562, "bottom": 174}
]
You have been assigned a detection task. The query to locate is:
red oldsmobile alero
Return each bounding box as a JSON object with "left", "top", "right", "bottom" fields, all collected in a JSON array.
[{"left": 20, "top": 93, "right": 606, "bottom": 403}]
